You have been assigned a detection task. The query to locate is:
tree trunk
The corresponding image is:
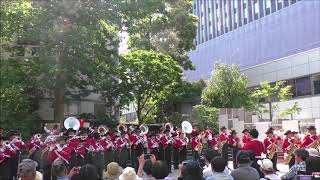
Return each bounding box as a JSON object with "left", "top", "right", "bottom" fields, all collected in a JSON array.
[
  {"left": 54, "top": 74, "right": 65, "bottom": 126},
  {"left": 268, "top": 101, "right": 272, "bottom": 122}
]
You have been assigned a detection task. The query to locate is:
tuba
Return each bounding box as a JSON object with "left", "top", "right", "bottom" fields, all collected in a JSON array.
[
  {"left": 98, "top": 125, "right": 109, "bottom": 136},
  {"left": 164, "top": 122, "right": 173, "bottom": 131},
  {"left": 140, "top": 124, "right": 149, "bottom": 135},
  {"left": 181, "top": 121, "right": 193, "bottom": 134},
  {"left": 64, "top": 117, "right": 80, "bottom": 130}
]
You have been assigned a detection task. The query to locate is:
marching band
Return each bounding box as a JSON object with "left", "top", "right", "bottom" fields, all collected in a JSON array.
[{"left": 1, "top": 118, "right": 320, "bottom": 180}]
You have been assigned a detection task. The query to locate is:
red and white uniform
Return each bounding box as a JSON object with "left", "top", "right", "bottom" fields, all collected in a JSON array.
[
  {"left": 191, "top": 137, "right": 202, "bottom": 151},
  {"left": 160, "top": 135, "right": 171, "bottom": 149},
  {"left": 211, "top": 136, "right": 218, "bottom": 148},
  {"left": 0, "top": 143, "right": 15, "bottom": 163},
  {"left": 228, "top": 135, "right": 240, "bottom": 146},
  {"left": 204, "top": 129, "right": 213, "bottom": 141},
  {"left": 263, "top": 137, "right": 277, "bottom": 151},
  {"left": 99, "top": 137, "right": 114, "bottom": 151},
  {"left": 219, "top": 132, "right": 228, "bottom": 142},
  {"left": 242, "top": 139, "right": 266, "bottom": 157},
  {"left": 242, "top": 134, "right": 251, "bottom": 145},
  {"left": 173, "top": 137, "right": 184, "bottom": 150},
  {"left": 301, "top": 134, "right": 318, "bottom": 148},
  {"left": 67, "top": 137, "right": 80, "bottom": 149},
  {"left": 48, "top": 144, "right": 72, "bottom": 163},
  {"left": 131, "top": 134, "right": 144, "bottom": 146},
  {"left": 115, "top": 137, "right": 129, "bottom": 149},
  {"left": 26, "top": 137, "right": 44, "bottom": 150},
  {"left": 148, "top": 138, "right": 159, "bottom": 149},
  {"left": 282, "top": 137, "right": 295, "bottom": 153},
  {"left": 10, "top": 138, "right": 26, "bottom": 152}
]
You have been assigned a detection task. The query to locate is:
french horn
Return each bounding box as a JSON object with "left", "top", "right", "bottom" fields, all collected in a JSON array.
[
  {"left": 117, "top": 124, "right": 127, "bottom": 133},
  {"left": 164, "top": 122, "right": 173, "bottom": 131},
  {"left": 98, "top": 125, "right": 109, "bottom": 135}
]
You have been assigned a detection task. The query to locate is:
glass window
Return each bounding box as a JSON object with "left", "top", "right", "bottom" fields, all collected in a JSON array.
[
  {"left": 313, "top": 74, "right": 320, "bottom": 95},
  {"left": 295, "top": 76, "right": 311, "bottom": 96},
  {"left": 254, "top": 0, "right": 259, "bottom": 19},
  {"left": 243, "top": 0, "right": 248, "bottom": 19},
  {"left": 287, "top": 79, "right": 296, "bottom": 97},
  {"left": 277, "top": 0, "right": 283, "bottom": 10},
  {"left": 266, "top": 0, "right": 271, "bottom": 8}
]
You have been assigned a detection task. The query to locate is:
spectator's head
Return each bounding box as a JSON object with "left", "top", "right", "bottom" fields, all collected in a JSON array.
[
  {"left": 258, "top": 159, "right": 274, "bottom": 175},
  {"left": 202, "top": 149, "right": 219, "bottom": 164},
  {"left": 181, "top": 160, "right": 203, "bottom": 180},
  {"left": 295, "top": 149, "right": 309, "bottom": 163},
  {"left": 211, "top": 156, "right": 228, "bottom": 173},
  {"left": 307, "top": 148, "right": 320, "bottom": 158},
  {"left": 105, "top": 162, "right": 122, "bottom": 179},
  {"left": 78, "top": 164, "right": 98, "bottom": 180},
  {"left": 236, "top": 150, "right": 252, "bottom": 165},
  {"left": 17, "top": 159, "right": 38, "bottom": 180},
  {"left": 151, "top": 160, "right": 169, "bottom": 179},
  {"left": 249, "top": 129, "right": 259, "bottom": 139},
  {"left": 143, "top": 160, "right": 153, "bottom": 176},
  {"left": 119, "top": 167, "right": 141, "bottom": 180},
  {"left": 51, "top": 158, "right": 68, "bottom": 177}
]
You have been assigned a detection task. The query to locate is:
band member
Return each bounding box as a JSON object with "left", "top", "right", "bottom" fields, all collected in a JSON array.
[
  {"left": 0, "top": 135, "right": 15, "bottom": 179},
  {"left": 26, "top": 133, "right": 44, "bottom": 170},
  {"left": 161, "top": 128, "right": 172, "bottom": 172},
  {"left": 180, "top": 132, "right": 188, "bottom": 163},
  {"left": 47, "top": 136, "right": 72, "bottom": 164},
  {"left": 99, "top": 132, "right": 114, "bottom": 166},
  {"left": 204, "top": 126, "right": 213, "bottom": 149},
  {"left": 219, "top": 126, "right": 228, "bottom": 159},
  {"left": 158, "top": 129, "right": 164, "bottom": 161},
  {"left": 66, "top": 128, "right": 79, "bottom": 169},
  {"left": 263, "top": 129, "right": 278, "bottom": 171},
  {"left": 210, "top": 133, "right": 218, "bottom": 150},
  {"left": 242, "top": 129, "right": 251, "bottom": 145},
  {"left": 148, "top": 133, "right": 159, "bottom": 159},
  {"left": 173, "top": 131, "right": 183, "bottom": 169},
  {"left": 191, "top": 131, "right": 202, "bottom": 160},
  {"left": 8, "top": 130, "right": 25, "bottom": 180},
  {"left": 282, "top": 130, "right": 296, "bottom": 168},
  {"left": 115, "top": 131, "right": 129, "bottom": 168},
  {"left": 301, "top": 126, "right": 318, "bottom": 148},
  {"left": 228, "top": 129, "right": 241, "bottom": 169},
  {"left": 242, "top": 129, "right": 266, "bottom": 178},
  {"left": 131, "top": 128, "right": 144, "bottom": 171}
]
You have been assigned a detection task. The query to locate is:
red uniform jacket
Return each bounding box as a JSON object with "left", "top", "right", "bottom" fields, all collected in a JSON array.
[
  {"left": 161, "top": 135, "right": 171, "bottom": 148},
  {"left": 204, "top": 129, "right": 213, "bottom": 139},
  {"left": 228, "top": 136, "right": 240, "bottom": 146},
  {"left": 263, "top": 137, "right": 277, "bottom": 150},
  {"left": 219, "top": 132, "right": 228, "bottom": 142},
  {"left": 191, "top": 137, "right": 202, "bottom": 150},
  {"left": 242, "top": 134, "right": 251, "bottom": 145},
  {"left": 115, "top": 137, "right": 128, "bottom": 149},
  {"left": 48, "top": 144, "right": 72, "bottom": 163},
  {"left": 0, "top": 144, "right": 15, "bottom": 163},
  {"left": 99, "top": 138, "right": 114, "bottom": 150},
  {"left": 282, "top": 137, "right": 294, "bottom": 153},
  {"left": 301, "top": 134, "right": 318, "bottom": 148},
  {"left": 242, "top": 139, "right": 265, "bottom": 157},
  {"left": 148, "top": 139, "right": 159, "bottom": 149},
  {"left": 173, "top": 137, "right": 183, "bottom": 149},
  {"left": 131, "top": 134, "right": 143, "bottom": 146},
  {"left": 211, "top": 137, "right": 218, "bottom": 147}
]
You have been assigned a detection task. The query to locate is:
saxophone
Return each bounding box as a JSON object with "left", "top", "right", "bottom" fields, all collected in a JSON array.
[
  {"left": 267, "top": 140, "right": 277, "bottom": 159},
  {"left": 283, "top": 143, "right": 298, "bottom": 165},
  {"left": 307, "top": 139, "right": 320, "bottom": 149}
]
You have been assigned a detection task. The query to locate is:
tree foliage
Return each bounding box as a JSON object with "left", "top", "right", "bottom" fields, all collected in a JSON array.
[
  {"left": 119, "top": 50, "right": 182, "bottom": 123},
  {"left": 201, "top": 64, "right": 252, "bottom": 108},
  {"left": 252, "top": 81, "right": 293, "bottom": 121},
  {"left": 278, "top": 102, "right": 301, "bottom": 120},
  {"left": 192, "top": 105, "right": 219, "bottom": 131},
  {"left": 122, "top": 0, "right": 197, "bottom": 69}
]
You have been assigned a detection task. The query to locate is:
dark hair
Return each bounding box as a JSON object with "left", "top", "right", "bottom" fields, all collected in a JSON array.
[
  {"left": 211, "top": 156, "right": 228, "bottom": 173},
  {"left": 203, "top": 149, "right": 219, "bottom": 163},
  {"left": 151, "top": 161, "right": 169, "bottom": 179},
  {"left": 249, "top": 129, "right": 259, "bottom": 138},
  {"left": 143, "top": 160, "right": 153, "bottom": 175},
  {"left": 181, "top": 161, "right": 203, "bottom": 180},
  {"left": 295, "top": 149, "right": 309, "bottom": 161},
  {"left": 78, "top": 164, "right": 98, "bottom": 180},
  {"left": 236, "top": 150, "right": 252, "bottom": 164}
]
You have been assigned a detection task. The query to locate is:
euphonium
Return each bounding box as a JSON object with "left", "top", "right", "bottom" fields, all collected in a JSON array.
[{"left": 307, "top": 139, "right": 320, "bottom": 149}]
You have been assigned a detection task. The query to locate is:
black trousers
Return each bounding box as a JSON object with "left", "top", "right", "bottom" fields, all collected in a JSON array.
[
  {"left": 173, "top": 148, "right": 180, "bottom": 169},
  {"left": 131, "top": 144, "right": 143, "bottom": 170},
  {"left": 164, "top": 145, "right": 172, "bottom": 172},
  {"left": 231, "top": 147, "right": 239, "bottom": 169},
  {"left": 207, "top": 140, "right": 212, "bottom": 149},
  {"left": 158, "top": 144, "right": 164, "bottom": 161},
  {"left": 0, "top": 158, "right": 11, "bottom": 180},
  {"left": 270, "top": 152, "right": 278, "bottom": 170},
  {"left": 117, "top": 148, "right": 129, "bottom": 168},
  {"left": 9, "top": 153, "right": 20, "bottom": 180},
  {"left": 192, "top": 150, "right": 200, "bottom": 160},
  {"left": 221, "top": 143, "right": 228, "bottom": 160},
  {"left": 104, "top": 148, "right": 114, "bottom": 166}
]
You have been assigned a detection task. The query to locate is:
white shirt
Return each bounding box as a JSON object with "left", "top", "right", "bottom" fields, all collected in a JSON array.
[{"left": 203, "top": 164, "right": 230, "bottom": 179}]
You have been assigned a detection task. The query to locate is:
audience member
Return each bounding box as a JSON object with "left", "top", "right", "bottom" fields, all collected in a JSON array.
[
  {"left": 206, "top": 157, "right": 234, "bottom": 180},
  {"left": 281, "top": 149, "right": 309, "bottom": 180},
  {"left": 179, "top": 160, "right": 203, "bottom": 180},
  {"left": 230, "top": 151, "right": 260, "bottom": 180},
  {"left": 104, "top": 162, "right": 122, "bottom": 180},
  {"left": 306, "top": 148, "right": 320, "bottom": 175},
  {"left": 51, "top": 158, "right": 79, "bottom": 180},
  {"left": 202, "top": 149, "right": 230, "bottom": 178},
  {"left": 17, "top": 159, "right": 43, "bottom": 180},
  {"left": 71, "top": 164, "right": 100, "bottom": 180},
  {"left": 258, "top": 159, "right": 280, "bottom": 180},
  {"left": 151, "top": 161, "right": 171, "bottom": 179},
  {"left": 119, "top": 167, "right": 142, "bottom": 180}
]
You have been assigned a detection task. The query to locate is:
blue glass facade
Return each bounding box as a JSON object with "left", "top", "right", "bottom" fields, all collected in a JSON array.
[{"left": 186, "top": 0, "right": 320, "bottom": 81}]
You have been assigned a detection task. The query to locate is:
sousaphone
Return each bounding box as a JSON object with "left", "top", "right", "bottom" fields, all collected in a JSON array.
[{"left": 64, "top": 117, "right": 80, "bottom": 130}]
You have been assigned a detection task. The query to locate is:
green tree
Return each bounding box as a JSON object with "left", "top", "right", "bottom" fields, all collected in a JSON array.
[
  {"left": 122, "top": 0, "right": 197, "bottom": 69},
  {"left": 252, "top": 81, "right": 292, "bottom": 122},
  {"left": 278, "top": 102, "right": 301, "bottom": 120},
  {"left": 192, "top": 105, "right": 219, "bottom": 131},
  {"left": 202, "top": 64, "right": 253, "bottom": 108},
  {"left": 119, "top": 50, "right": 182, "bottom": 123}
]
